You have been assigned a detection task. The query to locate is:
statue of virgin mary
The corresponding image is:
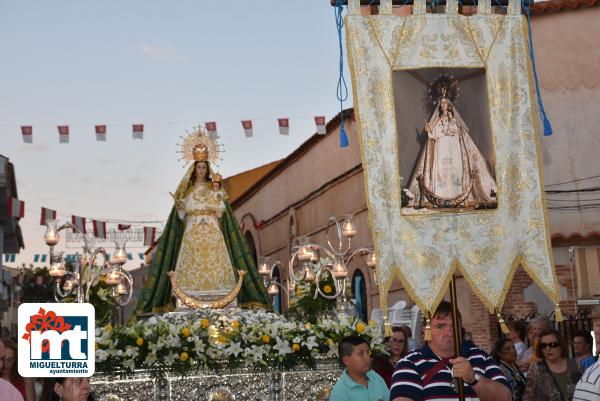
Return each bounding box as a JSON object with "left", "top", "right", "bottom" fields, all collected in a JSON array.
[
  {"left": 405, "top": 88, "right": 497, "bottom": 210},
  {"left": 132, "top": 127, "right": 271, "bottom": 316}
]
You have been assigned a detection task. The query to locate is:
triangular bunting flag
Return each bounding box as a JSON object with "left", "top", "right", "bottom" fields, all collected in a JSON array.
[
  {"left": 71, "top": 215, "right": 87, "bottom": 234},
  {"left": 95, "top": 125, "right": 107, "bottom": 142},
  {"left": 93, "top": 219, "right": 107, "bottom": 240},
  {"left": 277, "top": 118, "right": 289, "bottom": 135},
  {"left": 241, "top": 120, "right": 253, "bottom": 138},
  {"left": 8, "top": 197, "right": 25, "bottom": 218},
  {"left": 205, "top": 121, "right": 218, "bottom": 139},
  {"left": 132, "top": 124, "right": 144, "bottom": 140},
  {"left": 21, "top": 126, "right": 33, "bottom": 143},
  {"left": 40, "top": 207, "right": 57, "bottom": 226},
  {"left": 315, "top": 116, "right": 326, "bottom": 135},
  {"left": 143, "top": 226, "right": 156, "bottom": 247},
  {"left": 58, "top": 125, "right": 69, "bottom": 143}
]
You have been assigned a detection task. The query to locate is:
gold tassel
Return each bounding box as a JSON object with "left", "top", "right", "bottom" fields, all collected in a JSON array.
[
  {"left": 496, "top": 308, "right": 510, "bottom": 335},
  {"left": 555, "top": 304, "right": 564, "bottom": 322},
  {"left": 384, "top": 322, "right": 392, "bottom": 338},
  {"left": 424, "top": 312, "right": 432, "bottom": 342}
]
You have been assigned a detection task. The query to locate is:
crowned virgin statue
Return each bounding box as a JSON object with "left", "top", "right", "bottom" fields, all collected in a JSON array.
[
  {"left": 405, "top": 83, "right": 497, "bottom": 210},
  {"left": 132, "top": 126, "right": 271, "bottom": 316}
]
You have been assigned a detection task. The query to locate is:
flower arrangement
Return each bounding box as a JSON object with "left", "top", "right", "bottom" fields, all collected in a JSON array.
[{"left": 95, "top": 309, "right": 383, "bottom": 378}]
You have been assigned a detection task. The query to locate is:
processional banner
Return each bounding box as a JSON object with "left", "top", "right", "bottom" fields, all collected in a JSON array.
[{"left": 346, "top": 0, "right": 561, "bottom": 316}]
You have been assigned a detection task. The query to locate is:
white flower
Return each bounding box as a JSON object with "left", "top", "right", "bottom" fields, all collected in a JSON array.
[
  {"left": 95, "top": 349, "right": 109, "bottom": 362},
  {"left": 123, "top": 358, "right": 136, "bottom": 372},
  {"left": 225, "top": 342, "right": 243, "bottom": 357},
  {"left": 144, "top": 353, "right": 157, "bottom": 366},
  {"left": 303, "top": 336, "right": 319, "bottom": 350},
  {"left": 163, "top": 353, "right": 177, "bottom": 366},
  {"left": 273, "top": 337, "right": 292, "bottom": 356}
]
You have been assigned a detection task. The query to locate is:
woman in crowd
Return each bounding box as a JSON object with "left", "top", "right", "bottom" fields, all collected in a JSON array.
[
  {"left": 0, "top": 338, "right": 35, "bottom": 401},
  {"left": 492, "top": 337, "right": 526, "bottom": 401},
  {"left": 41, "top": 377, "right": 94, "bottom": 401},
  {"left": 518, "top": 317, "right": 549, "bottom": 372},
  {"left": 523, "top": 328, "right": 582, "bottom": 401},
  {"left": 374, "top": 326, "right": 409, "bottom": 388}
]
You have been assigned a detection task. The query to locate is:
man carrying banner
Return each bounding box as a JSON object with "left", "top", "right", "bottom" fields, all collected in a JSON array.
[{"left": 390, "top": 301, "right": 510, "bottom": 401}]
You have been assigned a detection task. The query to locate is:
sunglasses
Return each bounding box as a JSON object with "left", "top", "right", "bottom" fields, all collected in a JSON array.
[{"left": 540, "top": 342, "right": 560, "bottom": 349}]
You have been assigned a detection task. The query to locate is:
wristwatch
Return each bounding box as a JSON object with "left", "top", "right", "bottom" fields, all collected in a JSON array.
[{"left": 466, "top": 373, "right": 481, "bottom": 386}]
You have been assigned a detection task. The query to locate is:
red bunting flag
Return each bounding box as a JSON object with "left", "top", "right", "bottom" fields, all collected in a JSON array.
[
  {"left": 93, "top": 219, "right": 107, "bottom": 239},
  {"left": 241, "top": 120, "right": 253, "bottom": 138},
  {"left": 40, "top": 207, "right": 57, "bottom": 226},
  {"left": 21, "top": 126, "right": 33, "bottom": 143},
  {"left": 7, "top": 197, "right": 25, "bottom": 218},
  {"left": 58, "top": 125, "right": 69, "bottom": 143},
  {"left": 35, "top": 275, "right": 45, "bottom": 285},
  {"left": 143, "top": 226, "right": 157, "bottom": 247},
  {"left": 95, "top": 125, "right": 107, "bottom": 142},
  {"left": 117, "top": 224, "right": 131, "bottom": 231},
  {"left": 278, "top": 118, "right": 289, "bottom": 136},
  {"left": 314, "top": 116, "right": 326, "bottom": 135},
  {"left": 71, "top": 215, "right": 87, "bottom": 234},
  {"left": 132, "top": 124, "right": 144, "bottom": 140},
  {"left": 205, "top": 121, "right": 218, "bottom": 139}
]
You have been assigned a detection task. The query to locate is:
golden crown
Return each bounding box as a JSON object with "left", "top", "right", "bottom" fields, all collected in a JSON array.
[
  {"left": 179, "top": 125, "right": 221, "bottom": 164},
  {"left": 211, "top": 173, "right": 222, "bottom": 182}
]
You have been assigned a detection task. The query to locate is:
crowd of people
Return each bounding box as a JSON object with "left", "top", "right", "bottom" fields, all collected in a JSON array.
[
  {"left": 330, "top": 301, "right": 600, "bottom": 401},
  {"left": 0, "top": 338, "right": 94, "bottom": 401}
]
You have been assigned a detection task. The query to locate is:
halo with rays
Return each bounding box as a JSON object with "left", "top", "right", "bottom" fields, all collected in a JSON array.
[{"left": 177, "top": 124, "right": 222, "bottom": 166}]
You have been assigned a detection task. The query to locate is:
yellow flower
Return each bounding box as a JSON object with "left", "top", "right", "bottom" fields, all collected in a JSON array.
[
  {"left": 180, "top": 352, "right": 189, "bottom": 362},
  {"left": 136, "top": 337, "right": 144, "bottom": 346},
  {"left": 304, "top": 322, "right": 312, "bottom": 330},
  {"left": 326, "top": 338, "right": 334, "bottom": 346},
  {"left": 295, "top": 287, "right": 303, "bottom": 297},
  {"left": 105, "top": 324, "right": 113, "bottom": 333},
  {"left": 292, "top": 343, "right": 301, "bottom": 352},
  {"left": 323, "top": 285, "right": 333, "bottom": 294},
  {"left": 200, "top": 319, "right": 210, "bottom": 329},
  {"left": 95, "top": 343, "right": 99, "bottom": 350},
  {"left": 262, "top": 334, "right": 271, "bottom": 344},
  {"left": 181, "top": 327, "right": 191, "bottom": 337},
  {"left": 356, "top": 322, "right": 366, "bottom": 334},
  {"left": 217, "top": 335, "right": 229, "bottom": 344},
  {"left": 232, "top": 320, "right": 240, "bottom": 330}
]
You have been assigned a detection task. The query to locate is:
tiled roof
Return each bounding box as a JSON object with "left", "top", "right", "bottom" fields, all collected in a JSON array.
[{"left": 532, "top": 0, "right": 599, "bottom": 14}]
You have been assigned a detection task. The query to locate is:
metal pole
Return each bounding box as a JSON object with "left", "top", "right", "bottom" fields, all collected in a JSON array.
[{"left": 449, "top": 274, "right": 465, "bottom": 401}]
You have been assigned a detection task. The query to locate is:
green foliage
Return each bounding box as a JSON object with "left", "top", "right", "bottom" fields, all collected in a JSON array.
[{"left": 284, "top": 271, "right": 338, "bottom": 324}]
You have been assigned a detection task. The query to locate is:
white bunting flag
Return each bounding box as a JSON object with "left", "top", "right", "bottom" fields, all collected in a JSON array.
[
  {"left": 40, "top": 207, "right": 57, "bottom": 226},
  {"left": 205, "top": 121, "right": 219, "bottom": 139},
  {"left": 278, "top": 118, "right": 289, "bottom": 135},
  {"left": 8, "top": 197, "right": 25, "bottom": 218},
  {"left": 315, "top": 116, "right": 326, "bottom": 135},
  {"left": 71, "top": 215, "right": 87, "bottom": 234},
  {"left": 93, "top": 219, "right": 107, "bottom": 239},
  {"left": 143, "top": 226, "right": 157, "bottom": 246},
  {"left": 241, "top": 120, "right": 253, "bottom": 138},
  {"left": 35, "top": 275, "right": 44, "bottom": 285},
  {"left": 58, "top": 125, "right": 69, "bottom": 143},
  {"left": 132, "top": 124, "right": 144, "bottom": 140},
  {"left": 21, "top": 126, "right": 33, "bottom": 143},
  {"left": 95, "top": 125, "right": 107, "bottom": 142}
]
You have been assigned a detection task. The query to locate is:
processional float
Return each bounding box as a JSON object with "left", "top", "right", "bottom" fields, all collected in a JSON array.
[{"left": 345, "top": 0, "right": 562, "bottom": 398}]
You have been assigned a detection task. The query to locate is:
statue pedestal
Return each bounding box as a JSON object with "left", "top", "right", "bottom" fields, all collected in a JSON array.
[{"left": 91, "top": 358, "right": 340, "bottom": 401}]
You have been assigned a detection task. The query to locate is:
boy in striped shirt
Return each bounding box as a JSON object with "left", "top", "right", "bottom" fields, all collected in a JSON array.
[{"left": 390, "top": 301, "right": 510, "bottom": 401}]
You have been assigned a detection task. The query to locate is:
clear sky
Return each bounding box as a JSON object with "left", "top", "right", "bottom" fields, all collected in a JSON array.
[{"left": 0, "top": 0, "right": 353, "bottom": 267}]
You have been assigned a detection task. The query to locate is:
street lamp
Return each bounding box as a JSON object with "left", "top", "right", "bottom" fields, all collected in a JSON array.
[
  {"left": 258, "top": 259, "right": 289, "bottom": 308},
  {"left": 44, "top": 220, "right": 134, "bottom": 305}
]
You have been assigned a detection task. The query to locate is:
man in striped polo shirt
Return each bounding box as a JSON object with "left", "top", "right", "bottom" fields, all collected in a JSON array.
[
  {"left": 574, "top": 359, "right": 600, "bottom": 400},
  {"left": 390, "top": 301, "right": 510, "bottom": 401}
]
